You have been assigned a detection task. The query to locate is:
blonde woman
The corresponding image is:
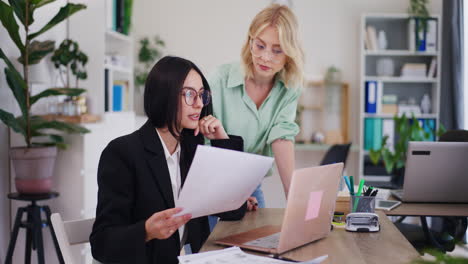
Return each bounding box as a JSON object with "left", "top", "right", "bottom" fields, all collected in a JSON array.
[{"left": 209, "top": 4, "right": 305, "bottom": 209}]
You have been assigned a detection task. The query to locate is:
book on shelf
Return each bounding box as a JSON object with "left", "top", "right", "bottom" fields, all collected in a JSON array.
[
  {"left": 106, "top": 0, "right": 131, "bottom": 35},
  {"left": 410, "top": 17, "right": 438, "bottom": 52},
  {"left": 112, "top": 80, "right": 130, "bottom": 112},
  {"left": 398, "top": 104, "right": 421, "bottom": 116},
  {"left": 408, "top": 18, "right": 416, "bottom": 51},
  {"left": 365, "top": 81, "right": 382, "bottom": 114},
  {"left": 401, "top": 63, "right": 427, "bottom": 78},
  {"left": 366, "top": 26, "right": 378, "bottom": 51},
  {"left": 418, "top": 118, "right": 436, "bottom": 141},
  {"left": 427, "top": 58, "right": 437, "bottom": 78},
  {"left": 382, "top": 104, "right": 398, "bottom": 115},
  {"left": 416, "top": 18, "right": 426, "bottom": 51},
  {"left": 382, "top": 119, "right": 395, "bottom": 151},
  {"left": 104, "top": 69, "right": 109, "bottom": 112}
]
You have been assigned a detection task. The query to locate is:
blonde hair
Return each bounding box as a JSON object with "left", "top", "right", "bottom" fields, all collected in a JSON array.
[{"left": 241, "top": 4, "right": 304, "bottom": 88}]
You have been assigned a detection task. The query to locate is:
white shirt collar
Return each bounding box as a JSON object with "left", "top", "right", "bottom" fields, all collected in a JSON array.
[{"left": 155, "top": 128, "right": 180, "bottom": 160}]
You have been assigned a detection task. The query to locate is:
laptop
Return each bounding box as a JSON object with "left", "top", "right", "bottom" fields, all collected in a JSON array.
[
  {"left": 392, "top": 141, "right": 468, "bottom": 203},
  {"left": 215, "top": 163, "right": 344, "bottom": 255}
]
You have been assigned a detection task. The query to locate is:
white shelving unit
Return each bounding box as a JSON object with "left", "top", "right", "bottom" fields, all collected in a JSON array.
[
  {"left": 104, "top": 28, "right": 134, "bottom": 113},
  {"left": 359, "top": 14, "right": 442, "bottom": 180}
]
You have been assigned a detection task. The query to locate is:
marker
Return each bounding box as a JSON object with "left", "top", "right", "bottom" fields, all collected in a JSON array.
[
  {"left": 349, "top": 176, "right": 355, "bottom": 195},
  {"left": 356, "top": 179, "right": 365, "bottom": 196},
  {"left": 370, "top": 189, "right": 379, "bottom": 197},
  {"left": 343, "top": 176, "right": 352, "bottom": 193},
  {"left": 364, "top": 186, "right": 373, "bottom": 196}
]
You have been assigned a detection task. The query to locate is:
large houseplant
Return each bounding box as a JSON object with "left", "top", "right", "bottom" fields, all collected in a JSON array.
[
  {"left": 369, "top": 114, "right": 445, "bottom": 185},
  {"left": 0, "top": 0, "right": 89, "bottom": 193}
]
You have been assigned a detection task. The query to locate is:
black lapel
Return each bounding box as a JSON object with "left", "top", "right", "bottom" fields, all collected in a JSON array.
[
  {"left": 179, "top": 129, "right": 203, "bottom": 188},
  {"left": 139, "top": 120, "right": 175, "bottom": 209}
]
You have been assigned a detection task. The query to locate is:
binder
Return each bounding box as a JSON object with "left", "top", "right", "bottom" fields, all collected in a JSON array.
[
  {"left": 373, "top": 118, "right": 383, "bottom": 150},
  {"left": 382, "top": 119, "right": 395, "bottom": 151},
  {"left": 113, "top": 84, "right": 123, "bottom": 111},
  {"left": 365, "top": 81, "right": 377, "bottom": 113},
  {"left": 425, "top": 18, "right": 438, "bottom": 52},
  {"left": 416, "top": 18, "right": 426, "bottom": 51},
  {"left": 364, "top": 118, "right": 374, "bottom": 150},
  {"left": 408, "top": 18, "right": 416, "bottom": 51}
]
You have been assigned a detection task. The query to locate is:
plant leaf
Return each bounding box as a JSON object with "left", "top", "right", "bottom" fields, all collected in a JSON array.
[
  {"left": 0, "top": 1, "right": 25, "bottom": 52},
  {"left": 18, "top": 40, "right": 55, "bottom": 65},
  {"left": 30, "top": 88, "right": 85, "bottom": 105},
  {"left": 32, "top": 0, "right": 56, "bottom": 9},
  {"left": 28, "top": 3, "right": 86, "bottom": 40},
  {"left": 31, "top": 117, "right": 90, "bottom": 134},
  {"left": 0, "top": 109, "right": 25, "bottom": 135},
  {"left": 2, "top": 61, "right": 28, "bottom": 118}
]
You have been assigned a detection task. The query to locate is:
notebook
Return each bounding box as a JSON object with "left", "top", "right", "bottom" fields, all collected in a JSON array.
[{"left": 215, "top": 163, "right": 344, "bottom": 255}]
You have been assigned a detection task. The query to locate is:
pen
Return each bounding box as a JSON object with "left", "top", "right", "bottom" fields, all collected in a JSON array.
[
  {"left": 370, "top": 189, "right": 379, "bottom": 197},
  {"left": 356, "top": 179, "right": 365, "bottom": 196},
  {"left": 364, "top": 186, "right": 373, "bottom": 196},
  {"left": 349, "top": 176, "right": 355, "bottom": 195},
  {"left": 343, "top": 176, "right": 352, "bottom": 193}
]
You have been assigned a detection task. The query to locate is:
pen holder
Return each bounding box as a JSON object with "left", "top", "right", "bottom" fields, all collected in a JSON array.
[{"left": 350, "top": 195, "right": 376, "bottom": 213}]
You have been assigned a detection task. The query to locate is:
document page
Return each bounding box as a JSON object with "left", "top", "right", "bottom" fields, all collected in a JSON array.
[
  {"left": 178, "top": 247, "right": 328, "bottom": 264},
  {"left": 175, "top": 145, "right": 274, "bottom": 218}
]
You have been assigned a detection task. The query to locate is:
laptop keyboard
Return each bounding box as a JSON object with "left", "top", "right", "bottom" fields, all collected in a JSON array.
[
  {"left": 243, "top": 232, "right": 280, "bottom": 249},
  {"left": 392, "top": 189, "right": 404, "bottom": 201}
]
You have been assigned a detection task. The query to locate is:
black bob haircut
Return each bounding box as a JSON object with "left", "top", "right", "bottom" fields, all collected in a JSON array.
[{"left": 144, "top": 56, "right": 213, "bottom": 139}]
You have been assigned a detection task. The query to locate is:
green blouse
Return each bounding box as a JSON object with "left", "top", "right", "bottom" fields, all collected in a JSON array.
[{"left": 209, "top": 62, "right": 300, "bottom": 157}]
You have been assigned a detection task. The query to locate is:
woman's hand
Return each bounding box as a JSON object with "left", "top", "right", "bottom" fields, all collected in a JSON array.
[
  {"left": 144, "top": 208, "right": 191, "bottom": 241},
  {"left": 195, "top": 115, "right": 229, "bottom": 140},
  {"left": 247, "top": 196, "right": 258, "bottom": 211}
]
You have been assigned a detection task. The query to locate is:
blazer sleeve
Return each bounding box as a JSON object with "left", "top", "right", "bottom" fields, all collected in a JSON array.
[
  {"left": 90, "top": 140, "right": 147, "bottom": 264},
  {"left": 211, "top": 134, "right": 248, "bottom": 221}
]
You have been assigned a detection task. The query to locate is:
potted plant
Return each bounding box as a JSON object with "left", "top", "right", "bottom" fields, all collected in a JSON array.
[
  {"left": 51, "top": 39, "right": 88, "bottom": 90},
  {"left": 0, "top": 1, "right": 89, "bottom": 193},
  {"left": 369, "top": 114, "right": 445, "bottom": 185},
  {"left": 134, "top": 35, "right": 165, "bottom": 114}
]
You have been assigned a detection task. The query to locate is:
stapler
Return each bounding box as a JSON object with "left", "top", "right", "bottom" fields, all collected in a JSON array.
[{"left": 345, "top": 212, "right": 380, "bottom": 232}]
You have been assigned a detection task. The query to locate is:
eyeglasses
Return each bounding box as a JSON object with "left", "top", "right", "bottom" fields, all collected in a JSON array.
[
  {"left": 181, "top": 88, "right": 211, "bottom": 106},
  {"left": 250, "top": 38, "right": 284, "bottom": 64}
]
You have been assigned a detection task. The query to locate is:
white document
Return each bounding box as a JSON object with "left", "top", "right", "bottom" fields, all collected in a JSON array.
[
  {"left": 178, "top": 247, "right": 328, "bottom": 264},
  {"left": 175, "top": 145, "right": 274, "bottom": 218}
]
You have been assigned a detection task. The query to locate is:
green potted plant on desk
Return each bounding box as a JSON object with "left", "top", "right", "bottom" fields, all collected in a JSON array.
[
  {"left": 369, "top": 114, "right": 445, "bottom": 186},
  {"left": 0, "top": 0, "right": 89, "bottom": 193}
]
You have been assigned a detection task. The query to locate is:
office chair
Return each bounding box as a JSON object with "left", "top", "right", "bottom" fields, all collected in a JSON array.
[
  {"left": 320, "top": 143, "right": 352, "bottom": 166},
  {"left": 396, "top": 130, "right": 468, "bottom": 253},
  {"left": 50, "top": 213, "right": 101, "bottom": 264}
]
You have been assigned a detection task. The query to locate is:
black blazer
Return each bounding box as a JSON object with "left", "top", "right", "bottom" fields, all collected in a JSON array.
[{"left": 90, "top": 120, "right": 246, "bottom": 264}]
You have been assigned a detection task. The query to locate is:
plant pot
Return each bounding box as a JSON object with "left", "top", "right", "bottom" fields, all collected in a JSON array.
[{"left": 9, "top": 146, "right": 57, "bottom": 194}]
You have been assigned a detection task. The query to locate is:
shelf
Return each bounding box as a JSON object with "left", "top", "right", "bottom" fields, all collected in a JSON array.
[
  {"left": 364, "top": 113, "right": 438, "bottom": 119},
  {"left": 365, "top": 76, "right": 437, "bottom": 83},
  {"left": 40, "top": 114, "right": 101, "bottom": 124},
  {"left": 295, "top": 143, "right": 359, "bottom": 151},
  {"left": 105, "top": 64, "right": 132, "bottom": 74},
  {"left": 105, "top": 30, "right": 132, "bottom": 43},
  {"left": 365, "top": 50, "right": 437, "bottom": 56}
]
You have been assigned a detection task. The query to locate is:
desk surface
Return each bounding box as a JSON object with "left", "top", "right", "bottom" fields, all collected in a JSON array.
[
  {"left": 387, "top": 198, "right": 468, "bottom": 217},
  {"left": 201, "top": 208, "right": 420, "bottom": 264}
]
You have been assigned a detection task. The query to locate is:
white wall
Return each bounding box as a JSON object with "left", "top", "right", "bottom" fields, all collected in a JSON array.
[{"left": 132, "top": 0, "right": 443, "bottom": 145}]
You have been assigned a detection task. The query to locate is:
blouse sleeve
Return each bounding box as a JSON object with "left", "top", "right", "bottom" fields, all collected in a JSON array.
[{"left": 266, "top": 88, "right": 301, "bottom": 144}]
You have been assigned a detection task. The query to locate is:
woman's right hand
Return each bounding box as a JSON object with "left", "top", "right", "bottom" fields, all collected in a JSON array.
[{"left": 144, "top": 207, "right": 191, "bottom": 241}]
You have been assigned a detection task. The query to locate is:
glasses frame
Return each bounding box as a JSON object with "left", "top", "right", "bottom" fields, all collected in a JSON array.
[
  {"left": 249, "top": 38, "right": 285, "bottom": 64},
  {"left": 181, "top": 87, "right": 211, "bottom": 106}
]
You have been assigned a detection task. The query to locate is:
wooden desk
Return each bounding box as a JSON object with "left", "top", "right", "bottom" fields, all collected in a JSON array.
[
  {"left": 386, "top": 200, "right": 468, "bottom": 217},
  {"left": 201, "top": 208, "right": 420, "bottom": 264}
]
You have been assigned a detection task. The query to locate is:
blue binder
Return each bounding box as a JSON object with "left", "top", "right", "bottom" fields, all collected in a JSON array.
[{"left": 365, "top": 81, "right": 377, "bottom": 113}]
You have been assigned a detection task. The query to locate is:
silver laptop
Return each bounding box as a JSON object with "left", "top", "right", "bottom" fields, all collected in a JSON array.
[{"left": 392, "top": 141, "right": 468, "bottom": 203}]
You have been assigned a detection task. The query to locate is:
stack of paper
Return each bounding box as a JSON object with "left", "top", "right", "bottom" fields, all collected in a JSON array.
[{"left": 178, "top": 247, "right": 327, "bottom": 264}]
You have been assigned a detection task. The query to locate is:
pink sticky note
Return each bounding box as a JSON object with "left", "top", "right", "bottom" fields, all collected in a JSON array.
[{"left": 305, "top": 191, "right": 323, "bottom": 221}]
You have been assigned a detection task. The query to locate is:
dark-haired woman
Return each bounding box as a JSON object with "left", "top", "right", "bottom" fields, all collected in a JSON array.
[{"left": 90, "top": 56, "right": 246, "bottom": 264}]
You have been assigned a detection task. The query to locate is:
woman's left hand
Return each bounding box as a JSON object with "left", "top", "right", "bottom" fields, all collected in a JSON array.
[{"left": 195, "top": 115, "right": 229, "bottom": 140}]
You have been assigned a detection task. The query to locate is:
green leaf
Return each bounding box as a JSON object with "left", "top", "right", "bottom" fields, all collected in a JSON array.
[
  {"left": 3, "top": 65, "right": 28, "bottom": 118},
  {"left": 0, "top": 109, "right": 25, "bottom": 135},
  {"left": 30, "top": 87, "right": 86, "bottom": 105},
  {"left": 32, "top": 0, "right": 56, "bottom": 9},
  {"left": 369, "top": 149, "right": 381, "bottom": 165},
  {"left": 0, "top": 1, "right": 25, "bottom": 52},
  {"left": 28, "top": 3, "right": 86, "bottom": 40},
  {"left": 8, "top": 0, "right": 34, "bottom": 26},
  {"left": 18, "top": 40, "right": 55, "bottom": 65},
  {"left": 382, "top": 149, "right": 395, "bottom": 174},
  {"left": 31, "top": 117, "right": 90, "bottom": 134}
]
